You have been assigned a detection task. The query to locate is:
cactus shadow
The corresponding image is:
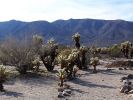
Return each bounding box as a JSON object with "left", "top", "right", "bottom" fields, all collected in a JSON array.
[
  {"left": 71, "top": 77, "right": 115, "bottom": 89},
  {"left": 1, "top": 91, "right": 23, "bottom": 97}
]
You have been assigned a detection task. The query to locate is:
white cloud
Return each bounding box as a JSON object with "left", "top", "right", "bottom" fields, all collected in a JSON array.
[{"left": 0, "top": 0, "right": 133, "bottom": 22}]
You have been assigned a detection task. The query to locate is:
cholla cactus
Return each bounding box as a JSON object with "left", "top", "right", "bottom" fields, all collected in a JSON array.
[
  {"left": 32, "top": 34, "right": 43, "bottom": 55},
  {"left": 121, "top": 41, "right": 132, "bottom": 58},
  {"left": 57, "top": 54, "right": 68, "bottom": 69},
  {"left": 56, "top": 68, "right": 66, "bottom": 87},
  {"left": 33, "top": 34, "right": 43, "bottom": 45},
  {"left": 57, "top": 49, "right": 79, "bottom": 79},
  {"left": 80, "top": 46, "right": 88, "bottom": 69},
  {"left": 90, "top": 57, "right": 99, "bottom": 73},
  {"left": 67, "top": 49, "right": 79, "bottom": 62},
  {"left": 72, "top": 32, "right": 80, "bottom": 49},
  {"left": 0, "top": 65, "right": 9, "bottom": 91},
  {"left": 32, "top": 58, "right": 40, "bottom": 72},
  {"left": 90, "top": 46, "right": 101, "bottom": 57},
  {"left": 40, "top": 40, "right": 58, "bottom": 71}
]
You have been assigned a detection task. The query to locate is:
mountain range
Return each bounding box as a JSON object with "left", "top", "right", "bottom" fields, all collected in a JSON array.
[{"left": 0, "top": 18, "right": 133, "bottom": 46}]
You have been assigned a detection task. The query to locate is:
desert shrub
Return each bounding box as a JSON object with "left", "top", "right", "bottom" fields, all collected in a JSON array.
[
  {"left": 32, "top": 34, "right": 43, "bottom": 54},
  {"left": 0, "top": 38, "right": 36, "bottom": 74},
  {"left": 0, "top": 65, "right": 9, "bottom": 91},
  {"left": 110, "top": 44, "right": 122, "bottom": 58}
]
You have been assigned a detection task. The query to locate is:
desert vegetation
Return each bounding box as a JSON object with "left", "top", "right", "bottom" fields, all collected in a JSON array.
[{"left": 0, "top": 33, "right": 133, "bottom": 100}]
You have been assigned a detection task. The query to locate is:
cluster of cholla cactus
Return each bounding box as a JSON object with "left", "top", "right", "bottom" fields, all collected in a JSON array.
[
  {"left": 72, "top": 33, "right": 88, "bottom": 69},
  {"left": 90, "top": 57, "right": 99, "bottom": 73},
  {"left": 57, "top": 32, "right": 89, "bottom": 79},
  {"left": 0, "top": 65, "right": 9, "bottom": 91},
  {"left": 57, "top": 49, "right": 79, "bottom": 79},
  {"left": 32, "top": 35, "right": 58, "bottom": 72},
  {"left": 90, "top": 46, "right": 101, "bottom": 57},
  {"left": 121, "top": 41, "right": 133, "bottom": 58}
]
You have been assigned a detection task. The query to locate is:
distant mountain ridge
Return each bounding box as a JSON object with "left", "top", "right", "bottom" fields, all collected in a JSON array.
[{"left": 0, "top": 19, "right": 133, "bottom": 46}]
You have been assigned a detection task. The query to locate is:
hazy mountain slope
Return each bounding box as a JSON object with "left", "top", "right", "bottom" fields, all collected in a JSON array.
[{"left": 0, "top": 19, "right": 133, "bottom": 46}]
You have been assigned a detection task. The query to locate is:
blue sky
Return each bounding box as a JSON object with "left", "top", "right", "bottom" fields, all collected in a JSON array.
[{"left": 0, "top": 0, "right": 133, "bottom": 22}]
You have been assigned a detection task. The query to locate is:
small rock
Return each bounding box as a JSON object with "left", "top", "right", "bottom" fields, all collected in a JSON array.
[
  {"left": 128, "top": 94, "right": 133, "bottom": 97},
  {"left": 64, "top": 89, "right": 72, "bottom": 94},
  {"left": 124, "top": 68, "right": 127, "bottom": 70},
  {"left": 58, "top": 92, "right": 64, "bottom": 98},
  {"left": 63, "top": 84, "right": 70, "bottom": 89},
  {"left": 120, "top": 77, "right": 127, "bottom": 82},
  {"left": 58, "top": 87, "right": 64, "bottom": 92},
  {"left": 127, "top": 74, "right": 133, "bottom": 79},
  {"left": 119, "top": 68, "right": 123, "bottom": 70},
  {"left": 63, "top": 91, "right": 71, "bottom": 96},
  {"left": 128, "top": 90, "right": 133, "bottom": 94},
  {"left": 120, "top": 80, "right": 132, "bottom": 94},
  {"left": 120, "top": 85, "right": 129, "bottom": 93}
]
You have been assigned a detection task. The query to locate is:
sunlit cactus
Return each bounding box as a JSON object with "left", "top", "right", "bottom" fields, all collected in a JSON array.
[
  {"left": 57, "top": 54, "right": 68, "bottom": 69},
  {"left": 90, "top": 46, "right": 100, "bottom": 57},
  {"left": 72, "top": 32, "right": 80, "bottom": 49},
  {"left": 40, "top": 39, "right": 58, "bottom": 72},
  {"left": 56, "top": 68, "right": 66, "bottom": 87},
  {"left": 0, "top": 65, "right": 9, "bottom": 91},
  {"left": 67, "top": 49, "right": 79, "bottom": 62},
  {"left": 121, "top": 41, "right": 132, "bottom": 58},
  {"left": 90, "top": 57, "right": 99, "bottom": 73},
  {"left": 57, "top": 48, "right": 80, "bottom": 79}
]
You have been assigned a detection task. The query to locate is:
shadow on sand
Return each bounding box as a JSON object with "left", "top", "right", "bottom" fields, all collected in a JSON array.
[
  {"left": 1, "top": 91, "right": 23, "bottom": 97},
  {"left": 71, "top": 77, "right": 115, "bottom": 89}
]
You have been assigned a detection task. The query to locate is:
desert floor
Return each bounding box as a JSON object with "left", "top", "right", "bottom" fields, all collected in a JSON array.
[{"left": 0, "top": 59, "right": 133, "bottom": 100}]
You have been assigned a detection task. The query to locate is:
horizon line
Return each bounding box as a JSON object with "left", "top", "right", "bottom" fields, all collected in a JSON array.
[{"left": 0, "top": 18, "right": 132, "bottom": 23}]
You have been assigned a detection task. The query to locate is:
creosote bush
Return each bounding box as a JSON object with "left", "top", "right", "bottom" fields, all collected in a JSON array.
[{"left": 0, "top": 38, "right": 37, "bottom": 74}]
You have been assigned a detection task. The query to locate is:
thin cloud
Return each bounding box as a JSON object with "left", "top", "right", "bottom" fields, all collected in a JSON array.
[{"left": 0, "top": 0, "right": 133, "bottom": 21}]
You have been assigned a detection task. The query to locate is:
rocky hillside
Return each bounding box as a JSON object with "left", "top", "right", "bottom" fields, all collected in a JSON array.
[{"left": 0, "top": 19, "right": 133, "bottom": 46}]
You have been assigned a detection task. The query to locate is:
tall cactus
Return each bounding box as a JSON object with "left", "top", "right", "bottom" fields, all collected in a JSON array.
[
  {"left": 121, "top": 41, "right": 132, "bottom": 58},
  {"left": 80, "top": 46, "right": 88, "bottom": 69},
  {"left": 72, "top": 32, "right": 80, "bottom": 49}
]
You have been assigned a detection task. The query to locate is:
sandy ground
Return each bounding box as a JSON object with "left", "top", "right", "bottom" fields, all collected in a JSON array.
[{"left": 0, "top": 60, "right": 133, "bottom": 100}]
